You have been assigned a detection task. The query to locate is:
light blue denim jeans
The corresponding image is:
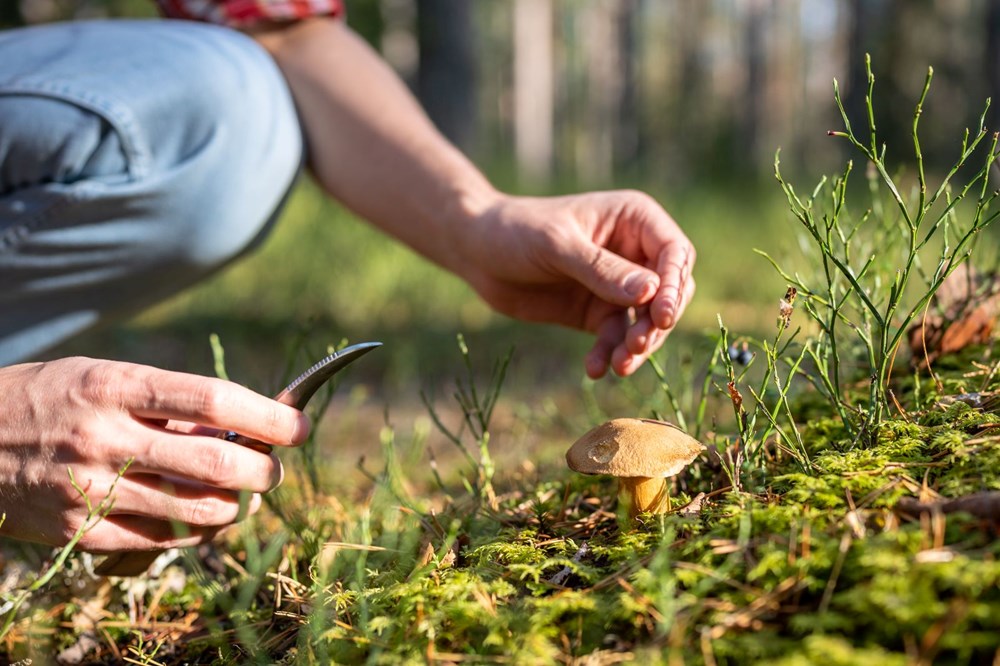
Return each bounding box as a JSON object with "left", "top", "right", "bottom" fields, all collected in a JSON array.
[{"left": 0, "top": 20, "right": 303, "bottom": 365}]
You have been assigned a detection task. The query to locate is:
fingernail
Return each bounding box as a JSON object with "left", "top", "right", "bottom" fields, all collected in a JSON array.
[
  {"left": 586, "top": 353, "right": 607, "bottom": 379},
  {"left": 293, "top": 413, "right": 312, "bottom": 443},
  {"left": 249, "top": 493, "right": 263, "bottom": 515},
  {"left": 659, "top": 300, "right": 676, "bottom": 328},
  {"left": 625, "top": 272, "right": 656, "bottom": 300},
  {"left": 271, "top": 459, "right": 285, "bottom": 490}
]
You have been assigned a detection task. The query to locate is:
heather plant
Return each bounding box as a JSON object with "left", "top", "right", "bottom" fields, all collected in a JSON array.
[
  {"left": 0, "top": 461, "right": 132, "bottom": 642},
  {"left": 760, "top": 55, "right": 1000, "bottom": 443}
]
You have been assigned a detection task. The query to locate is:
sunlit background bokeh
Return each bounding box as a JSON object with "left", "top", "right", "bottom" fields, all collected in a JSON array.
[{"left": 10, "top": 0, "right": 1000, "bottom": 399}]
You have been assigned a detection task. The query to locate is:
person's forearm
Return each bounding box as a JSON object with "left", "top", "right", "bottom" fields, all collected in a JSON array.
[
  {"left": 252, "top": 18, "right": 500, "bottom": 276},
  {"left": 249, "top": 18, "right": 696, "bottom": 380}
]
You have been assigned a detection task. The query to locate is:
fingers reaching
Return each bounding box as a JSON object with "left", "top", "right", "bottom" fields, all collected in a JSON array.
[
  {"left": 625, "top": 306, "right": 655, "bottom": 355},
  {"left": 78, "top": 514, "right": 224, "bottom": 554},
  {"left": 586, "top": 313, "right": 627, "bottom": 379},
  {"left": 128, "top": 426, "right": 284, "bottom": 494},
  {"left": 108, "top": 364, "right": 311, "bottom": 446},
  {"left": 112, "top": 475, "right": 261, "bottom": 524},
  {"left": 590, "top": 191, "right": 695, "bottom": 377},
  {"left": 652, "top": 241, "right": 696, "bottom": 329},
  {"left": 587, "top": 299, "right": 682, "bottom": 379},
  {"left": 552, "top": 237, "right": 661, "bottom": 309},
  {"left": 0, "top": 358, "right": 301, "bottom": 552},
  {"left": 623, "top": 194, "right": 695, "bottom": 331}
]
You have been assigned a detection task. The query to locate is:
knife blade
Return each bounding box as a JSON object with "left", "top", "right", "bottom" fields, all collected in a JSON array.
[{"left": 224, "top": 341, "right": 382, "bottom": 452}]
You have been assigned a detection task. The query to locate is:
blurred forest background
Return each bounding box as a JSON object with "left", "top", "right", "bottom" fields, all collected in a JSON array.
[
  {"left": 7, "top": 0, "right": 1000, "bottom": 186},
  {"left": 7, "top": 0, "right": 1000, "bottom": 395}
]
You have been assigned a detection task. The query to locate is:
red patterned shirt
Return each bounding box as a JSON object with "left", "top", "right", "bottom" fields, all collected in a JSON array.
[{"left": 154, "top": 0, "right": 344, "bottom": 28}]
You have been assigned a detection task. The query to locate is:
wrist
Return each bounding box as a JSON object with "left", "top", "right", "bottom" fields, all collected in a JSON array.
[
  {"left": 443, "top": 180, "right": 509, "bottom": 277},
  {"left": 447, "top": 176, "right": 504, "bottom": 233}
]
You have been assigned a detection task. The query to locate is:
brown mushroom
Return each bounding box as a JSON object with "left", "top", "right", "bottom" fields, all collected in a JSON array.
[{"left": 566, "top": 418, "right": 705, "bottom": 518}]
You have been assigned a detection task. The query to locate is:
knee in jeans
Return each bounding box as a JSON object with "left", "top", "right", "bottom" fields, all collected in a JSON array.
[
  {"left": 159, "top": 111, "right": 301, "bottom": 271},
  {"left": 0, "top": 22, "right": 302, "bottom": 275},
  {"left": 133, "top": 29, "right": 303, "bottom": 271},
  {"left": 166, "top": 173, "right": 295, "bottom": 273}
]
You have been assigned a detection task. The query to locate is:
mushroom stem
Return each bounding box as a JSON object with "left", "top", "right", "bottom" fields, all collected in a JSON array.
[{"left": 619, "top": 477, "right": 670, "bottom": 517}]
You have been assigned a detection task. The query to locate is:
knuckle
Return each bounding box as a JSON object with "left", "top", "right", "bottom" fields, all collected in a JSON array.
[
  {"left": 193, "top": 381, "right": 230, "bottom": 422},
  {"left": 74, "top": 361, "right": 119, "bottom": 406},
  {"left": 185, "top": 497, "right": 227, "bottom": 527},
  {"left": 625, "top": 188, "right": 656, "bottom": 206},
  {"left": 62, "top": 420, "right": 102, "bottom": 459},
  {"left": 201, "top": 446, "right": 235, "bottom": 487},
  {"left": 71, "top": 359, "right": 158, "bottom": 413},
  {"left": 261, "top": 403, "right": 284, "bottom": 441},
  {"left": 618, "top": 189, "right": 658, "bottom": 216},
  {"left": 59, "top": 512, "right": 90, "bottom": 545},
  {"left": 136, "top": 370, "right": 169, "bottom": 412}
]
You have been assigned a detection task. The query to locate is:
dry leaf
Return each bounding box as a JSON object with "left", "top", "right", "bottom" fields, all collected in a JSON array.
[
  {"left": 778, "top": 286, "right": 797, "bottom": 329},
  {"left": 58, "top": 581, "right": 113, "bottom": 664},
  {"left": 909, "top": 264, "right": 1000, "bottom": 364},
  {"left": 678, "top": 492, "right": 708, "bottom": 516}
]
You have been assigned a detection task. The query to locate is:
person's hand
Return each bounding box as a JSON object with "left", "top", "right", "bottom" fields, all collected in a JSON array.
[
  {"left": 460, "top": 190, "right": 696, "bottom": 379},
  {"left": 0, "top": 358, "right": 310, "bottom": 552}
]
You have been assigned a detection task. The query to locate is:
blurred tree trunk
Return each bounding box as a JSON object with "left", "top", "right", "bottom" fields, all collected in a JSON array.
[
  {"left": 0, "top": 0, "right": 24, "bottom": 28},
  {"left": 677, "top": 4, "right": 706, "bottom": 99},
  {"left": 672, "top": 3, "right": 709, "bottom": 181},
  {"left": 742, "top": 0, "right": 768, "bottom": 172},
  {"left": 513, "top": 0, "right": 554, "bottom": 186},
  {"left": 844, "top": 0, "right": 869, "bottom": 132},
  {"left": 579, "top": 1, "right": 619, "bottom": 185},
  {"left": 576, "top": 0, "right": 639, "bottom": 184},
  {"left": 615, "top": 0, "right": 640, "bottom": 175},
  {"left": 988, "top": 0, "right": 1000, "bottom": 133},
  {"left": 416, "top": 0, "right": 477, "bottom": 154},
  {"left": 350, "top": 0, "right": 388, "bottom": 50}
]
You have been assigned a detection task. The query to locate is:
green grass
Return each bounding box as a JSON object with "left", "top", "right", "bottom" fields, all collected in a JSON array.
[
  {"left": 3, "top": 331, "right": 1000, "bottom": 664},
  {"left": 9, "top": 72, "right": 1000, "bottom": 661}
]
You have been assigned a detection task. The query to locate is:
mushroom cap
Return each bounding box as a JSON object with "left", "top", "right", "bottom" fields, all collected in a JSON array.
[{"left": 566, "top": 418, "right": 705, "bottom": 478}]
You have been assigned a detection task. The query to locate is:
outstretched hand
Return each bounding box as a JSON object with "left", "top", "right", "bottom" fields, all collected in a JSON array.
[
  {"left": 462, "top": 190, "right": 696, "bottom": 379},
  {"left": 0, "top": 358, "right": 310, "bottom": 552},
  {"left": 255, "top": 20, "right": 695, "bottom": 379}
]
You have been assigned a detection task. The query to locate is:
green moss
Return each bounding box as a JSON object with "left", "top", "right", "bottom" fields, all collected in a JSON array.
[
  {"left": 8, "top": 338, "right": 1000, "bottom": 666},
  {"left": 799, "top": 417, "right": 852, "bottom": 452},
  {"left": 766, "top": 635, "right": 909, "bottom": 666}
]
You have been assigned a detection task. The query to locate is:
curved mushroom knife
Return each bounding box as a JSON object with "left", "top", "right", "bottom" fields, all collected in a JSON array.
[
  {"left": 223, "top": 341, "right": 383, "bottom": 453},
  {"left": 95, "top": 341, "right": 382, "bottom": 577}
]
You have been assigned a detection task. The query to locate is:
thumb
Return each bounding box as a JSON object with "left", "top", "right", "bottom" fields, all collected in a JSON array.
[{"left": 555, "top": 239, "right": 660, "bottom": 306}]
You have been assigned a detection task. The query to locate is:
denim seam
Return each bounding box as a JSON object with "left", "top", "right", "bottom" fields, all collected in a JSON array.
[{"left": 0, "top": 79, "right": 150, "bottom": 180}]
